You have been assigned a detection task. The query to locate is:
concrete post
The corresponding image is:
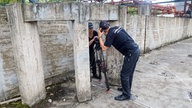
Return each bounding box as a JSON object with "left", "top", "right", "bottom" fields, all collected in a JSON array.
[
  {"left": 119, "top": 6, "right": 128, "bottom": 30},
  {"left": 6, "top": 3, "right": 46, "bottom": 106},
  {"left": 72, "top": 3, "right": 91, "bottom": 102},
  {"left": 73, "top": 21, "right": 91, "bottom": 102},
  {"left": 138, "top": 3, "right": 152, "bottom": 16}
]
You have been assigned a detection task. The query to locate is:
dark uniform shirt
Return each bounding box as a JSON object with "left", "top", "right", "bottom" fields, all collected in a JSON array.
[
  {"left": 89, "top": 30, "right": 98, "bottom": 54},
  {"left": 104, "top": 26, "right": 138, "bottom": 55}
]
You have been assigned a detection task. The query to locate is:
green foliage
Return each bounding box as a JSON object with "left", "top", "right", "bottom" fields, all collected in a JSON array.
[
  {"left": 0, "top": 0, "right": 77, "bottom": 4},
  {"left": 128, "top": 7, "right": 138, "bottom": 15},
  {"left": 0, "top": 100, "right": 30, "bottom": 108},
  {"left": 0, "top": 0, "right": 22, "bottom": 4},
  {"left": 0, "top": 0, "right": 15, "bottom": 4},
  {"left": 48, "top": 0, "right": 76, "bottom": 2},
  {"left": 151, "top": 10, "right": 162, "bottom": 14}
]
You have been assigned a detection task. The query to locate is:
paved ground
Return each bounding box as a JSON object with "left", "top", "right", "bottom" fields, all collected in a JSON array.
[{"left": 33, "top": 37, "right": 192, "bottom": 108}]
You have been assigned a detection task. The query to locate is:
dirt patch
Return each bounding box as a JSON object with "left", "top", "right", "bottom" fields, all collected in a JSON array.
[
  {"left": 0, "top": 79, "right": 77, "bottom": 108},
  {"left": 32, "top": 79, "right": 77, "bottom": 108}
]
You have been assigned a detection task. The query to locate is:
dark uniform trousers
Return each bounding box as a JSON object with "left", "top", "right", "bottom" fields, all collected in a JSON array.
[{"left": 121, "top": 48, "right": 140, "bottom": 97}]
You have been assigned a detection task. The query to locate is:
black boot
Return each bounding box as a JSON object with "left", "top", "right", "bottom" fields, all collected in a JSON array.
[{"left": 114, "top": 94, "right": 130, "bottom": 101}]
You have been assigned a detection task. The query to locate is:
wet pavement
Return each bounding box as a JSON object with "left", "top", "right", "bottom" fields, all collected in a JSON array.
[{"left": 33, "top": 37, "right": 192, "bottom": 108}]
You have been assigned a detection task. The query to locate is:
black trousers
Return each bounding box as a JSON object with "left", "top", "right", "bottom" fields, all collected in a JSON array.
[
  {"left": 121, "top": 48, "right": 140, "bottom": 97},
  {"left": 90, "top": 51, "right": 97, "bottom": 76}
]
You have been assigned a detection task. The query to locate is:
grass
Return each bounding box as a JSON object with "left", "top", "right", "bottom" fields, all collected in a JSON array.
[{"left": 0, "top": 100, "right": 30, "bottom": 108}]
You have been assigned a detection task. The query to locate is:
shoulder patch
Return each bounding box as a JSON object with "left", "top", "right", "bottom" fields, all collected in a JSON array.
[{"left": 113, "top": 27, "right": 122, "bottom": 34}]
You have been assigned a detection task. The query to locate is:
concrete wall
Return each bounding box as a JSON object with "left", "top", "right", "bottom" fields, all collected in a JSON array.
[
  {"left": 145, "top": 16, "right": 192, "bottom": 52},
  {"left": 127, "top": 15, "right": 192, "bottom": 53},
  {"left": 38, "top": 21, "right": 74, "bottom": 81},
  {"left": 0, "top": 7, "right": 19, "bottom": 101},
  {"left": 0, "top": 2, "right": 192, "bottom": 104}
]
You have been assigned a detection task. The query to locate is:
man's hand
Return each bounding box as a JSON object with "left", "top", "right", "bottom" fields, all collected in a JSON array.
[
  {"left": 89, "top": 36, "right": 98, "bottom": 46},
  {"left": 96, "top": 28, "right": 108, "bottom": 51},
  {"left": 97, "top": 28, "right": 103, "bottom": 38}
]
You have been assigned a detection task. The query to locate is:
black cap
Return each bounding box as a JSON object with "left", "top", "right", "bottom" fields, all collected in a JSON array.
[
  {"left": 99, "top": 20, "right": 110, "bottom": 30},
  {"left": 88, "top": 22, "right": 93, "bottom": 29}
]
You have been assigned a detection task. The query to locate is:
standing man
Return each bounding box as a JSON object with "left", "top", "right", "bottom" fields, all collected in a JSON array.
[
  {"left": 97, "top": 21, "right": 140, "bottom": 101},
  {"left": 88, "top": 22, "right": 100, "bottom": 79}
]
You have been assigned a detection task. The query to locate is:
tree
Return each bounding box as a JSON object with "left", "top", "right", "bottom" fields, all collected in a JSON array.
[
  {"left": 0, "top": 0, "right": 77, "bottom": 4},
  {"left": 0, "top": 0, "right": 23, "bottom": 4}
]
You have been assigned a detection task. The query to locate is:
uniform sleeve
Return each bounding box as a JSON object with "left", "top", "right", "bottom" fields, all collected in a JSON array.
[{"left": 104, "top": 32, "right": 115, "bottom": 47}]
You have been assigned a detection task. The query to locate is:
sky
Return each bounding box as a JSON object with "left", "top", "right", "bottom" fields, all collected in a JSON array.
[{"left": 151, "top": 0, "right": 171, "bottom": 3}]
